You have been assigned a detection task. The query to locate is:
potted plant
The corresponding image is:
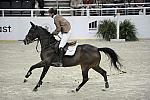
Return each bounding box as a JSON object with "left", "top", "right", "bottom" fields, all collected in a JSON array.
[
  {"left": 119, "top": 19, "right": 138, "bottom": 41},
  {"left": 96, "top": 19, "right": 116, "bottom": 41},
  {"left": 96, "top": 19, "right": 138, "bottom": 41}
]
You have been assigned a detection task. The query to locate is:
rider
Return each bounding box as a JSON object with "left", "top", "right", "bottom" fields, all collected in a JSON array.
[{"left": 48, "top": 8, "right": 71, "bottom": 67}]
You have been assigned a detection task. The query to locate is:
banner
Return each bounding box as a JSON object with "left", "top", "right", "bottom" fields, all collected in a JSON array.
[
  {"left": 0, "top": 17, "right": 90, "bottom": 40},
  {"left": 0, "top": 15, "right": 150, "bottom": 40}
]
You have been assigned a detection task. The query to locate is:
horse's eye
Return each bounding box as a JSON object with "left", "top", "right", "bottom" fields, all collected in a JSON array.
[{"left": 29, "top": 33, "right": 33, "bottom": 36}]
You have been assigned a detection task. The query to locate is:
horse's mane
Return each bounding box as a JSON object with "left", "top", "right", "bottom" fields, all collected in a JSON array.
[
  {"left": 38, "top": 26, "right": 51, "bottom": 35},
  {"left": 38, "top": 26, "right": 57, "bottom": 42}
]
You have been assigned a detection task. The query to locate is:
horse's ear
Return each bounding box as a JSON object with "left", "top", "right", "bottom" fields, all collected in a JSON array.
[{"left": 30, "top": 21, "right": 35, "bottom": 27}]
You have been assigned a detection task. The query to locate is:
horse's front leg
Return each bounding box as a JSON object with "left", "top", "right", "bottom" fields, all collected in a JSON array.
[
  {"left": 33, "top": 66, "right": 50, "bottom": 92},
  {"left": 24, "top": 60, "right": 47, "bottom": 83}
]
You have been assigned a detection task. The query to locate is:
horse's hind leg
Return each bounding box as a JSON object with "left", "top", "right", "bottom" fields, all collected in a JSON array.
[
  {"left": 24, "top": 61, "right": 46, "bottom": 82},
  {"left": 92, "top": 66, "right": 109, "bottom": 88},
  {"left": 76, "top": 66, "right": 90, "bottom": 92}
]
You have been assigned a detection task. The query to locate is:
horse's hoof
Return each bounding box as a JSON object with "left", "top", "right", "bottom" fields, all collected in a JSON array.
[
  {"left": 122, "top": 71, "right": 127, "bottom": 73},
  {"left": 102, "top": 89, "right": 106, "bottom": 91},
  {"left": 23, "top": 79, "right": 28, "bottom": 83},
  {"left": 105, "top": 82, "right": 109, "bottom": 88},
  {"left": 25, "top": 72, "right": 32, "bottom": 78},
  {"left": 68, "top": 89, "right": 76, "bottom": 93},
  {"left": 33, "top": 88, "right": 38, "bottom": 92},
  {"left": 75, "top": 88, "right": 80, "bottom": 92}
]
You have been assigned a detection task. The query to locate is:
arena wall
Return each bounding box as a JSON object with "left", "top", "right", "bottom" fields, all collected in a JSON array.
[{"left": 0, "top": 15, "right": 150, "bottom": 40}]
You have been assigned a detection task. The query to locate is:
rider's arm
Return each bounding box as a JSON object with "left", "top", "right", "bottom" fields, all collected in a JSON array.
[{"left": 52, "top": 17, "right": 61, "bottom": 35}]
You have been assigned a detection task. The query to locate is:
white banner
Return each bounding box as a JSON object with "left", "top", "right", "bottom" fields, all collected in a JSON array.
[
  {"left": 0, "top": 15, "right": 150, "bottom": 40},
  {"left": 0, "top": 17, "right": 90, "bottom": 40}
]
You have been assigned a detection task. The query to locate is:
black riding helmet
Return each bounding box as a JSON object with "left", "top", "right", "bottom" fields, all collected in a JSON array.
[{"left": 48, "top": 8, "right": 57, "bottom": 15}]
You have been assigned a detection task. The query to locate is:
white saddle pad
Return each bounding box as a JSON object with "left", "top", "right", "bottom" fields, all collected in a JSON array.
[{"left": 65, "top": 43, "right": 78, "bottom": 56}]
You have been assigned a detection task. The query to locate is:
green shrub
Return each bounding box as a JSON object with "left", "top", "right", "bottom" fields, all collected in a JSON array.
[
  {"left": 96, "top": 19, "right": 138, "bottom": 41},
  {"left": 120, "top": 19, "right": 138, "bottom": 41},
  {"left": 96, "top": 19, "right": 116, "bottom": 41}
]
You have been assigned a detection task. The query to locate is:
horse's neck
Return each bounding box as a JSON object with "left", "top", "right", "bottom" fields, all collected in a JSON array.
[
  {"left": 40, "top": 38, "right": 50, "bottom": 50},
  {"left": 38, "top": 28, "right": 57, "bottom": 50},
  {"left": 39, "top": 35, "right": 57, "bottom": 51}
]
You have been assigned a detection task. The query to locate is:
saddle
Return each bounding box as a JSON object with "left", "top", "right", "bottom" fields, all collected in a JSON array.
[{"left": 54, "top": 40, "right": 77, "bottom": 55}]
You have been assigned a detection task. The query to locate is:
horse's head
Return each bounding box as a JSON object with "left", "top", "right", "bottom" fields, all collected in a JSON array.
[
  {"left": 23, "top": 22, "right": 39, "bottom": 45},
  {"left": 24, "top": 22, "right": 56, "bottom": 46}
]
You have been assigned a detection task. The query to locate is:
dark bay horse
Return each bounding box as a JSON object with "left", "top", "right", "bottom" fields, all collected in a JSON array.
[{"left": 23, "top": 22, "right": 123, "bottom": 92}]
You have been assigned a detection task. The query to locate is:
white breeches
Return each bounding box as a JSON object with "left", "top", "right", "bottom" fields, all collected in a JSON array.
[{"left": 59, "top": 32, "right": 71, "bottom": 48}]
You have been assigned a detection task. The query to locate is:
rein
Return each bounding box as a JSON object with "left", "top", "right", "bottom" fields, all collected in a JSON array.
[
  {"left": 35, "top": 36, "right": 57, "bottom": 53},
  {"left": 36, "top": 39, "right": 40, "bottom": 53}
]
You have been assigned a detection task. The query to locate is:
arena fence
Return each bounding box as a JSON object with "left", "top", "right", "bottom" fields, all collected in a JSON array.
[
  {"left": 0, "top": 7, "right": 150, "bottom": 17},
  {"left": 0, "top": 5, "right": 150, "bottom": 40}
]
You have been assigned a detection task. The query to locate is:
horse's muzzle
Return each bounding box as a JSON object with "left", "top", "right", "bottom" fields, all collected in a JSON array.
[
  {"left": 23, "top": 38, "right": 36, "bottom": 45},
  {"left": 23, "top": 39, "right": 27, "bottom": 45},
  {"left": 23, "top": 38, "right": 30, "bottom": 45}
]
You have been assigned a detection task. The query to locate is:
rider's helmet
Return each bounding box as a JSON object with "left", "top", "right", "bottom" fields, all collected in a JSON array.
[{"left": 48, "top": 8, "right": 57, "bottom": 15}]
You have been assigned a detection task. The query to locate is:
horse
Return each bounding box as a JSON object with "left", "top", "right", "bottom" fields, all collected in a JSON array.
[{"left": 23, "top": 22, "right": 123, "bottom": 92}]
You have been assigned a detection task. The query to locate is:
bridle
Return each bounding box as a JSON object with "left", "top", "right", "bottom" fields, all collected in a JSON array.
[
  {"left": 35, "top": 36, "right": 57, "bottom": 53},
  {"left": 26, "top": 26, "right": 58, "bottom": 53}
]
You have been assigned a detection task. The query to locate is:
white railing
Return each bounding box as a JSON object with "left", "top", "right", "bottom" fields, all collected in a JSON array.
[
  {"left": 77, "top": 2, "right": 150, "bottom": 7},
  {"left": 0, "top": 9, "right": 47, "bottom": 17},
  {"left": 58, "top": 7, "right": 150, "bottom": 16},
  {"left": 0, "top": 7, "right": 150, "bottom": 17}
]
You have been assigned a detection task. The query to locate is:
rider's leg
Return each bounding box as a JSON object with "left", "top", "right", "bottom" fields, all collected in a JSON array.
[
  {"left": 59, "top": 32, "right": 71, "bottom": 48},
  {"left": 58, "top": 47, "right": 63, "bottom": 67},
  {"left": 57, "top": 32, "right": 71, "bottom": 67},
  {"left": 52, "top": 32, "right": 71, "bottom": 67}
]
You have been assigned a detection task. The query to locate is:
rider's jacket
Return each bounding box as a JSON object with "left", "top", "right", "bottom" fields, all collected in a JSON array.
[{"left": 52, "top": 14, "right": 71, "bottom": 35}]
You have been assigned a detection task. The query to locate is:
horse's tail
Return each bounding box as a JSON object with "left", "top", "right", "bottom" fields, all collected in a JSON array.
[{"left": 98, "top": 47, "right": 122, "bottom": 71}]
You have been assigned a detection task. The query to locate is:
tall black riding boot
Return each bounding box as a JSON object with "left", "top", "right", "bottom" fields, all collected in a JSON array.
[
  {"left": 52, "top": 47, "right": 64, "bottom": 67},
  {"left": 58, "top": 47, "right": 63, "bottom": 67}
]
